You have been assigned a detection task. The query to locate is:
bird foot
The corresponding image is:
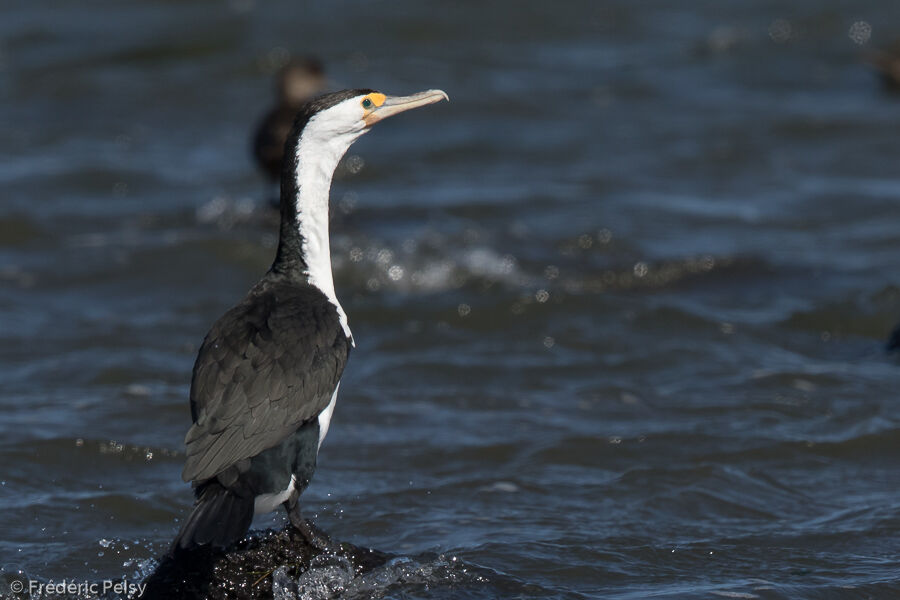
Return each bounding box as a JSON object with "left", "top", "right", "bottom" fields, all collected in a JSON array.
[{"left": 286, "top": 504, "right": 335, "bottom": 552}]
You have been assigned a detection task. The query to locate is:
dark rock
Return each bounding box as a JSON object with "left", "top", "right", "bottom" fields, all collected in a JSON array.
[{"left": 142, "top": 525, "right": 392, "bottom": 600}]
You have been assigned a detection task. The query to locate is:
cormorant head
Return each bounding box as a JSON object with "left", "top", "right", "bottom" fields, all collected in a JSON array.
[
  {"left": 289, "top": 88, "right": 449, "bottom": 153},
  {"left": 276, "top": 87, "right": 449, "bottom": 268}
]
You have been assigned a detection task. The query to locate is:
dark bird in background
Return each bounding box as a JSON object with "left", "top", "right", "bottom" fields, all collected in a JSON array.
[
  {"left": 252, "top": 57, "right": 327, "bottom": 183},
  {"left": 864, "top": 41, "right": 900, "bottom": 92},
  {"left": 887, "top": 322, "right": 900, "bottom": 352},
  {"left": 171, "top": 88, "right": 448, "bottom": 553},
  {"left": 861, "top": 45, "right": 900, "bottom": 352}
]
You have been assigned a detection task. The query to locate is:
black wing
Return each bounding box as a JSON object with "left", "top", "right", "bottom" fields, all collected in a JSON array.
[{"left": 181, "top": 281, "right": 350, "bottom": 483}]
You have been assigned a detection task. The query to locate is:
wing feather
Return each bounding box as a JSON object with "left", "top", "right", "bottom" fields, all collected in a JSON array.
[{"left": 181, "top": 282, "right": 350, "bottom": 483}]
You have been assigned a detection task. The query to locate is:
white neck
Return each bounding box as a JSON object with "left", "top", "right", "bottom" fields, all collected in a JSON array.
[{"left": 293, "top": 121, "right": 361, "bottom": 341}]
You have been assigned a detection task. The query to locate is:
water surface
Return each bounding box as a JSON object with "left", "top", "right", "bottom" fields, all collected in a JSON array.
[{"left": 1, "top": 1, "right": 899, "bottom": 598}]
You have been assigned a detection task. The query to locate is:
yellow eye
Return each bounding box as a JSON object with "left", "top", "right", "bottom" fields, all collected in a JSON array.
[{"left": 361, "top": 98, "right": 373, "bottom": 109}]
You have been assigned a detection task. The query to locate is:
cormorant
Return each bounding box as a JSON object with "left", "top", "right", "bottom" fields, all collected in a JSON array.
[
  {"left": 864, "top": 42, "right": 900, "bottom": 92},
  {"left": 172, "top": 88, "right": 448, "bottom": 552},
  {"left": 252, "top": 57, "right": 327, "bottom": 182},
  {"left": 888, "top": 322, "right": 900, "bottom": 352}
]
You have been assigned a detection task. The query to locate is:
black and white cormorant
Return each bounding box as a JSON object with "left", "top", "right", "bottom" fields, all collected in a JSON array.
[
  {"left": 252, "top": 57, "right": 327, "bottom": 183},
  {"left": 171, "top": 88, "right": 448, "bottom": 552}
]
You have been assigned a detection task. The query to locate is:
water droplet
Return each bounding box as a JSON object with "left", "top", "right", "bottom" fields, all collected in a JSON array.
[
  {"left": 597, "top": 228, "right": 612, "bottom": 244},
  {"left": 387, "top": 265, "right": 404, "bottom": 281},
  {"left": 535, "top": 289, "right": 550, "bottom": 303},
  {"left": 375, "top": 249, "right": 393, "bottom": 266},
  {"left": 457, "top": 303, "right": 471, "bottom": 317},
  {"left": 346, "top": 155, "right": 365, "bottom": 176},
  {"left": 338, "top": 190, "right": 358, "bottom": 214},
  {"left": 768, "top": 18, "right": 792, "bottom": 43},
  {"left": 848, "top": 20, "right": 871, "bottom": 45}
]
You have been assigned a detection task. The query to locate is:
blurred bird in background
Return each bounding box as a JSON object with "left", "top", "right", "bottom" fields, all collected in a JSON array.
[
  {"left": 887, "top": 322, "right": 900, "bottom": 352},
  {"left": 864, "top": 40, "right": 900, "bottom": 91},
  {"left": 252, "top": 57, "right": 327, "bottom": 184}
]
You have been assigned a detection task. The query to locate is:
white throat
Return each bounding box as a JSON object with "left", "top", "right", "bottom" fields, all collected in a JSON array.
[{"left": 293, "top": 114, "right": 363, "bottom": 342}]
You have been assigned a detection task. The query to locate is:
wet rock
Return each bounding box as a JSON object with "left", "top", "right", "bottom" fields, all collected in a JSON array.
[{"left": 141, "top": 525, "right": 392, "bottom": 600}]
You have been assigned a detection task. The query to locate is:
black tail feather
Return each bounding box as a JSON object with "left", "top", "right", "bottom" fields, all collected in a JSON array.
[{"left": 170, "top": 482, "right": 254, "bottom": 554}]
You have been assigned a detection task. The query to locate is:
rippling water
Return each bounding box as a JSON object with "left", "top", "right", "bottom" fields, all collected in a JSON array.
[{"left": 2, "top": 0, "right": 900, "bottom": 598}]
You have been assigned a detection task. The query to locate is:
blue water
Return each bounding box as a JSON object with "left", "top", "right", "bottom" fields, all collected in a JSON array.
[{"left": 1, "top": 1, "right": 899, "bottom": 598}]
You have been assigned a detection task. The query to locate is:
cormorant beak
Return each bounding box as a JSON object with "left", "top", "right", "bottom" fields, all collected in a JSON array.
[{"left": 364, "top": 89, "right": 449, "bottom": 127}]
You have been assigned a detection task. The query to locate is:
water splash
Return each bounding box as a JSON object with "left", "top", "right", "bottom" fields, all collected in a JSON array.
[{"left": 270, "top": 552, "right": 484, "bottom": 600}]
